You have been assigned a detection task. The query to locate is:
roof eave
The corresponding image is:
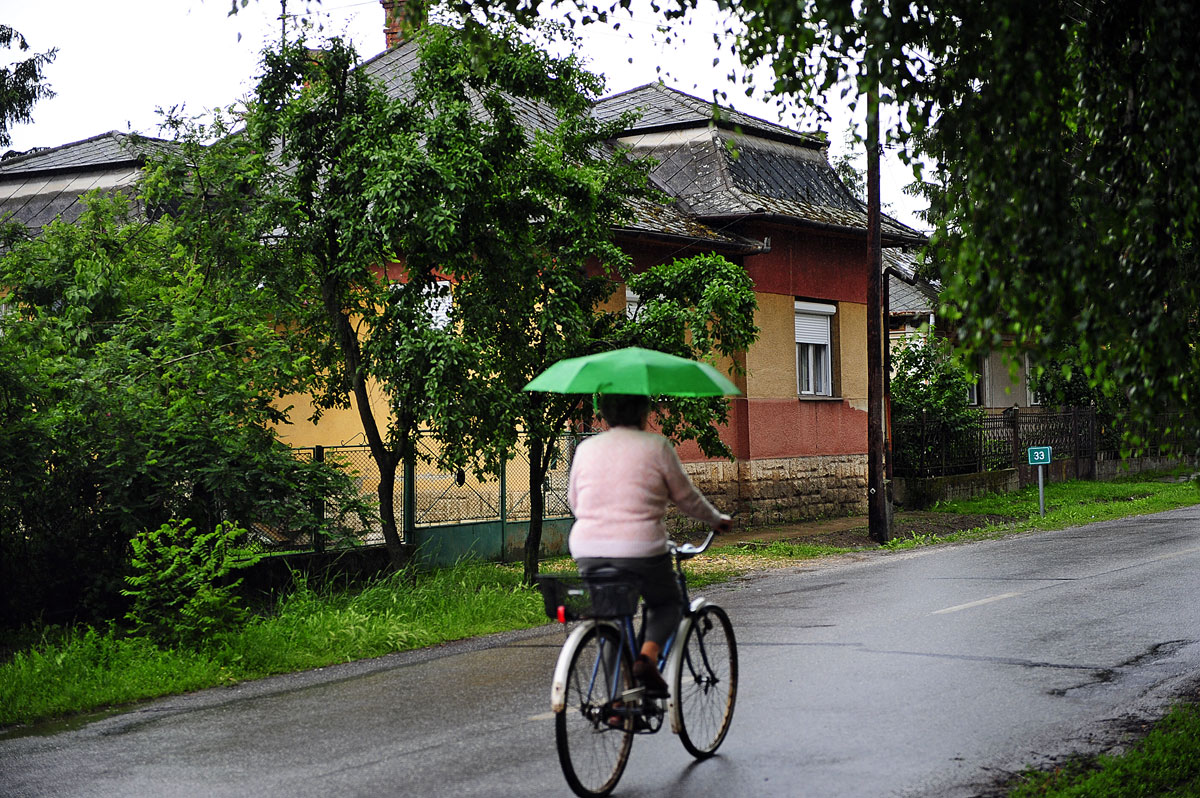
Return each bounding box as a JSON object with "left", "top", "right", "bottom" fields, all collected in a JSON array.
[
  {"left": 613, "top": 225, "right": 770, "bottom": 256},
  {"left": 697, "top": 212, "right": 927, "bottom": 248}
]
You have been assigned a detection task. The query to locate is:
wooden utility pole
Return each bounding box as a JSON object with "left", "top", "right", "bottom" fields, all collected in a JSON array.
[{"left": 866, "top": 52, "right": 892, "bottom": 544}]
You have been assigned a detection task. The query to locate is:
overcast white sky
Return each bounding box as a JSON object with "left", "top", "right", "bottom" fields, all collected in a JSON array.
[{"left": 3, "top": 0, "right": 927, "bottom": 229}]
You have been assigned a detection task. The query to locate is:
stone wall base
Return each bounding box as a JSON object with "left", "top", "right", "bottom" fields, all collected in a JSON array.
[
  {"left": 893, "top": 469, "right": 1020, "bottom": 510},
  {"left": 1095, "top": 454, "right": 1196, "bottom": 481},
  {"left": 667, "top": 454, "right": 869, "bottom": 531}
]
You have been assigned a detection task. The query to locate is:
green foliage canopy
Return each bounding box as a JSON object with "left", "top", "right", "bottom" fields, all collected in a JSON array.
[
  {"left": 0, "top": 26, "right": 56, "bottom": 149},
  {"left": 0, "top": 194, "right": 360, "bottom": 628},
  {"left": 441, "top": 0, "right": 1200, "bottom": 450}
]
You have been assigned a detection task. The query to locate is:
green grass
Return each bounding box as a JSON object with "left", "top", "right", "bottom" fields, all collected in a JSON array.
[
  {"left": 1, "top": 561, "right": 546, "bottom": 729},
  {"left": 2, "top": 469, "right": 1197, "bottom": 732},
  {"left": 904, "top": 473, "right": 1200, "bottom": 544},
  {"left": 1007, "top": 702, "right": 1200, "bottom": 797}
]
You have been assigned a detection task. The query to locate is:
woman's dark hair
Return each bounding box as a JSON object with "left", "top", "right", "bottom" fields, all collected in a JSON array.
[{"left": 598, "top": 393, "right": 651, "bottom": 428}]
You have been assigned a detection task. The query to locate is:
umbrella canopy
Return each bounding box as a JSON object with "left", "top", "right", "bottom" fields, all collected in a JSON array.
[{"left": 523, "top": 347, "right": 741, "bottom": 397}]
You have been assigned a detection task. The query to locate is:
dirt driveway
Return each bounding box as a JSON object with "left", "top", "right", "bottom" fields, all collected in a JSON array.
[{"left": 702, "top": 510, "right": 1014, "bottom": 551}]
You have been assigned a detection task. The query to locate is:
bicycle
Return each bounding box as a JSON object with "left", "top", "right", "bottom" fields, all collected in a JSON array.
[{"left": 536, "top": 530, "right": 738, "bottom": 797}]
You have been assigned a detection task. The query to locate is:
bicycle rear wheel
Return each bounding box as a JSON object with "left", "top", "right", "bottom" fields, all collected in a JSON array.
[
  {"left": 673, "top": 604, "right": 737, "bottom": 758},
  {"left": 555, "top": 625, "right": 634, "bottom": 797}
]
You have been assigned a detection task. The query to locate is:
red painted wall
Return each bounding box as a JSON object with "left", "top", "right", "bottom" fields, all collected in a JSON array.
[
  {"left": 743, "top": 228, "right": 867, "bottom": 302},
  {"left": 672, "top": 396, "right": 867, "bottom": 464}
]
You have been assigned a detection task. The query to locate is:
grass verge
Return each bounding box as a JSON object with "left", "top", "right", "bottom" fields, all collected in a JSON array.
[
  {"left": 884, "top": 471, "right": 1200, "bottom": 549},
  {"left": 1006, "top": 701, "right": 1200, "bottom": 797},
  {"left": 2, "top": 470, "right": 1197, "bottom": 733},
  {"left": 1, "top": 561, "right": 547, "bottom": 729}
]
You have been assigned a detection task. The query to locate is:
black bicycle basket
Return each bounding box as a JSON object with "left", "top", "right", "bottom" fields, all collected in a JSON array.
[{"left": 535, "top": 573, "right": 641, "bottom": 622}]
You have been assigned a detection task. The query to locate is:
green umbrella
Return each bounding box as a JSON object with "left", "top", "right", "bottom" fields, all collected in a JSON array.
[{"left": 522, "top": 346, "right": 741, "bottom": 397}]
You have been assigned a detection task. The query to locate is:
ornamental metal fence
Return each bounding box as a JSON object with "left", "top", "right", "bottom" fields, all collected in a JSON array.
[{"left": 892, "top": 407, "right": 1193, "bottom": 481}]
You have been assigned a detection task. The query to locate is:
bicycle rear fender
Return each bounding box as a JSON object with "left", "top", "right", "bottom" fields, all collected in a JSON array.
[
  {"left": 551, "top": 620, "right": 616, "bottom": 713},
  {"left": 665, "top": 596, "right": 710, "bottom": 734}
]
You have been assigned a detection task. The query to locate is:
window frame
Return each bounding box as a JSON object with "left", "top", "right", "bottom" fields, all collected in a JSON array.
[{"left": 795, "top": 300, "right": 836, "bottom": 397}]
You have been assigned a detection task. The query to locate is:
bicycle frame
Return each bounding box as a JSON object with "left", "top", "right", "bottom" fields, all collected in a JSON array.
[
  {"left": 550, "top": 532, "right": 717, "bottom": 721},
  {"left": 664, "top": 595, "right": 711, "bottom": 734}
]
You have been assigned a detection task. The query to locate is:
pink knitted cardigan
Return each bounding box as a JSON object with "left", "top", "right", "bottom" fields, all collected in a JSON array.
[{"left": 567, "top": 427, "right": 726, "bottom": 559}]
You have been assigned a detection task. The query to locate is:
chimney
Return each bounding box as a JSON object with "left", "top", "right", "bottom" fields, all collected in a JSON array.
[{"left": 382, "top": 0, "right": 406, "bottom": 49}]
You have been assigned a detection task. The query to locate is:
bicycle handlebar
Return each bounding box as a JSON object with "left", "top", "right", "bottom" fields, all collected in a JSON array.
[{"left": 670, "top": 530, "right": 716, "bottom": 560}]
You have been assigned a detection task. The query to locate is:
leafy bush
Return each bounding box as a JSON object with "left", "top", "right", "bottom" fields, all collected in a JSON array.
[
  {"left": 122, "top": 519, "right": 260, "bottom": 647},
  {"left": 0, "top": 195, "right": 364, "bottom": 629},
  {"left": 890, "top": 333, "right": 986, "bottom": 477}
]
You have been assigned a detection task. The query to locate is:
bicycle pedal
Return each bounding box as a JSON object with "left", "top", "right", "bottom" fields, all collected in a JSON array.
[{"left": 619, "top": 686, "right": 646, "bottom": 702}]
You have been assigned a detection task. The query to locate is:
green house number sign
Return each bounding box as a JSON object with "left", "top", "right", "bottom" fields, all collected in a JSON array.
[{"left": 1028, "top": 446, "right": 1052, "bottom": 465}]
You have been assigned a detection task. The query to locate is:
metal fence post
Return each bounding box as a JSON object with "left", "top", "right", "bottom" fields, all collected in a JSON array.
[
  {"left": 1071, "top": 408, "right": 1080, "bottom": 479},
  {"left": 312, "top": 445, "right": 325, "bottom": 554},
  {"left": 403, "top": 452, "right": 416, "bottom": 542},
  {"left": 500, "top": 458, "right": 508, "bottom": 558},
  {"left": 919, "top": 410, "right": 927, "bottom": 477}
]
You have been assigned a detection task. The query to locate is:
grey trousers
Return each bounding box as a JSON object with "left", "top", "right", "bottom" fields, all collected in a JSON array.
[{"left": 575, "top": 552, "right": 682, "bottom": 647}]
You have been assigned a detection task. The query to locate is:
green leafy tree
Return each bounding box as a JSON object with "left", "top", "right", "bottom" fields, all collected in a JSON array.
[
  {"left": 432, "top": 0, "right": 1200, "bottom": 455},
  {"left": 889, "top": 332, "right": 977, "bottom": 427},
  {"left": 0, "top": 26, "right": 56, "bottom": 149},
  {"left": 0, "top": 194, "right": 360, "bottom": 628},
  {"left": 155, "top": 23, "right": 629, "bottom": 567},
  {"left": 888, "top": 332, "right": 984, "bottom": 476}
]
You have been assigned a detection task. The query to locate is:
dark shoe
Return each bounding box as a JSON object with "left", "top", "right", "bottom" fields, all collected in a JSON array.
[
  {"left": 606, "top": 703, "right": 650, "bottom": 731},
  {"left": 633, "top": 655, "right": 669, "bottom": 697}
]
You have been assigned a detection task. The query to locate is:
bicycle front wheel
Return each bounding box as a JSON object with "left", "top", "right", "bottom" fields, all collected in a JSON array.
[
  {"left": 673, "top": 604, "right": 738, "bottom": 758},
  {"left": 555, "top": 625, "right": 634, "bottom": 797}
]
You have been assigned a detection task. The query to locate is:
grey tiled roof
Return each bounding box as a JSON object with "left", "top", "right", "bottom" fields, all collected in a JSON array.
[
  {"left": 594, "top": 82, "right": 825, "bottom": 147},
  {"left": 0, "top": 131, "right": 176, "bottom": 176},
  {"left": 361, "top": 38, "right": 566, "bottom": 140},
  {"left": 594, "top": 84, "right": 924, "bottom": 243},
  {"left": 0, "top": 166, "right": 142, "bottom": 231},
  {"left": 0, "top": 132, "right": 177, "bottom": 232},
  {"left": 885, "top": 248, "right": 939, "bottom": 315},
  {"left": 359, "top": 37, "right": 756, "bottom": 251}
]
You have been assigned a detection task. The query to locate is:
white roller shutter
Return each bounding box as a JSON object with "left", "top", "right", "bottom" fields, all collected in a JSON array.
[{"left": 794, "top": 301, "right": 835, "bottom": 344}]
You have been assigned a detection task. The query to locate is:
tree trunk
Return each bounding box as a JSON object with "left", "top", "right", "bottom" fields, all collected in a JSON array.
[
  {"left": 374, "top": 450, "right": 409, "bottom": 567},
  {"left": 323, "top": 281, "right": 411, "bottom": 568},
  {"left": 522, "top": 436, "right": 547, "bottom": 585}
]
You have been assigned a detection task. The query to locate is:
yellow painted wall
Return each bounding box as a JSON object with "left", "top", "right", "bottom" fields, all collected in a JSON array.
[
  {"left": 745, "top": 292, "right": 796, "bottom": 399},
  {"left": 272, "top": 379, "right": 391, "bottom": 448},
  {"left": 837, "top": 302, "right": 868, "bottom": 409}
]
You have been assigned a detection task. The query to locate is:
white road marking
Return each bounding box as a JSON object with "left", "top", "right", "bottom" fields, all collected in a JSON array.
[
  {"left": 932, "top": 592, "right": 1026, "bottom": 615},
  {"left": 931, "top": 546, "right": 1200, "bottom": 615}
]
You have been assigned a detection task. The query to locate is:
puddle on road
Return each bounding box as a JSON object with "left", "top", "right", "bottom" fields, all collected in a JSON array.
[{"left": 0, "top": 705, "right": 131, "bottom": 742}]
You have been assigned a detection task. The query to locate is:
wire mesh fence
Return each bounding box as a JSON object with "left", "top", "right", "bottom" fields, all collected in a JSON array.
[{"left": 245, "top": 432, "right": 587, "bottom": 556}]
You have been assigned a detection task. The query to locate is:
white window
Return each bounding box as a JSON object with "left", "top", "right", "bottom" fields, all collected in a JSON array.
[
  {"left": 967, "top": 356, "right": 984, "bottom": 406},
  {"left": 391, "top": 279, "right": 452, "bottom": 329},
  {"left": 795, "top": 300, "right": 836, "bottom": 396},
  {"left": 625, "top": 287, "right": 640, "bottom": 319},
  {"left": 1025, "top": 353, "right": 1042, "bottom": 406},
  {"left": 423, "top": 280, "right": 452, "bottom": 329}
]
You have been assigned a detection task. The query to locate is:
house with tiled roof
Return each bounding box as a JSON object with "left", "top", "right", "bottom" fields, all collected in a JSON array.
[
  {"left": 1, "top": 10, "right": 928, "bottom": 530},
  {"left": 885, "top": 248, "right": 1039, "bottom": 413},
  {"left": 589, "top": 82, "right": 924, "bottom": 523}
]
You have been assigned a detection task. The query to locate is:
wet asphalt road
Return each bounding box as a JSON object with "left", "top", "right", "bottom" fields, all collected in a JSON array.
[{"left": 4, "top": 504, "right": 1200, "bottom": 798}]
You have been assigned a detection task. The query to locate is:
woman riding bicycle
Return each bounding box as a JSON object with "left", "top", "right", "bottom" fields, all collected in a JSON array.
[{"left": 567, "top": 393, "right": 732, "bottom": 696}]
